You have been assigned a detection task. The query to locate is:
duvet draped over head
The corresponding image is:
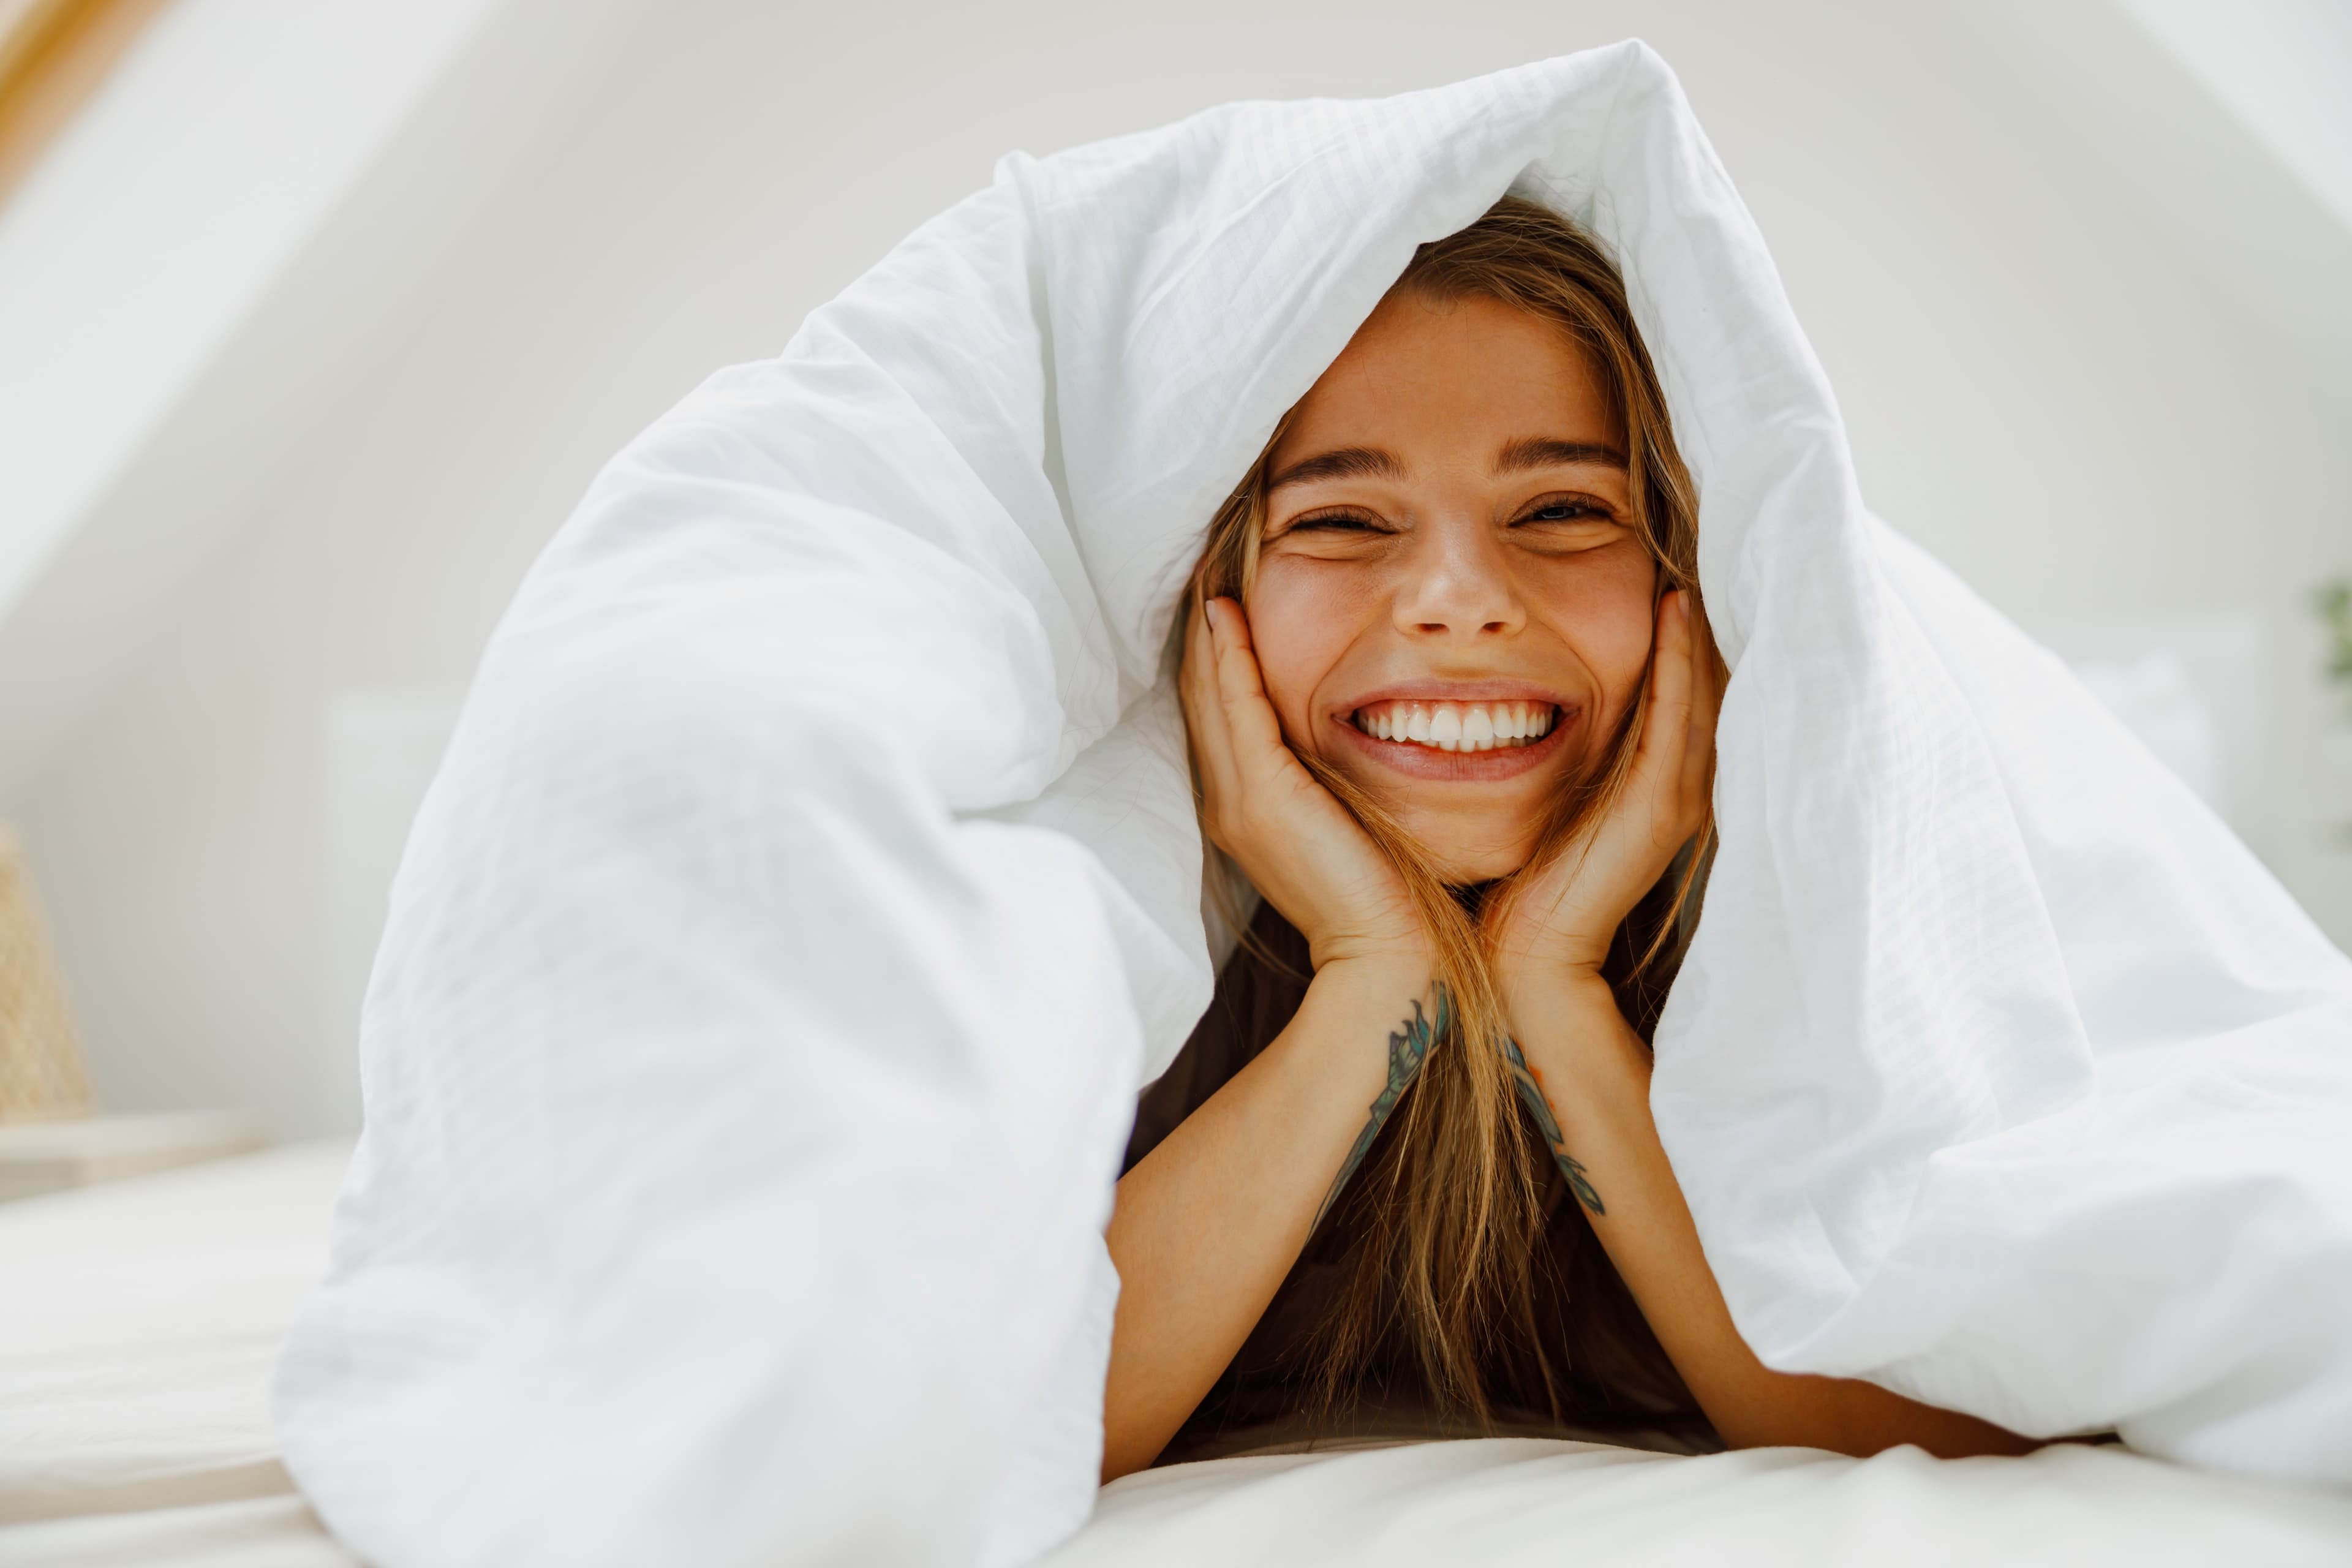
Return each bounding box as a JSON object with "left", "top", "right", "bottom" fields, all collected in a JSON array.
[{"left": 274, "top": 42, "right": 2352, "bottom": 1568}]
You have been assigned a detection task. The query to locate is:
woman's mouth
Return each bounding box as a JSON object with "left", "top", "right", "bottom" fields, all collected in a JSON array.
[
  {"left": 1348, "top": 699, "right": 1555, "bottom": 753},
  {"left": 1333, "top": 698, "right": 1574, "bottom": 781}
]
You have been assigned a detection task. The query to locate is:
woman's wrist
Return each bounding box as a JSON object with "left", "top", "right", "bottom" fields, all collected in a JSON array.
[
  {"left": 1499, "top": 959, "right": 1629, "bottom": 1072},
  {"left": 1297, "top": 949, "right": 1439, "bottom": 1080},
  {"left": 1308, "top": 944, "right": 1436, "bottom": 1004},
  {"left": 1305, "top": 924, "right": 1435, "bottom": 979},
  {"left": 1496, "top": 944, "right": 1610, "bottom": 1011},
  {"left": 1490, "top": 904, "right": 1615, "bottom": 1003}
]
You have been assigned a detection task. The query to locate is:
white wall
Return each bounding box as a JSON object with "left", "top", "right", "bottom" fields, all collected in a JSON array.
[
  {"left": 0, "top": 0, "right": 653, "bottom": 805},
  {"left": 17, "top": 0, "right": 2351, "bottom": 1137}
]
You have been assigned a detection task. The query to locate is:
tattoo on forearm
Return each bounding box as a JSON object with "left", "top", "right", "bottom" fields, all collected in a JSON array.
[
  {"left": 1502, "top": 1036, "right": 1606, "bottom": 1216},
  {"left": 1311, "top": 991, "right": 1444, "bottom": 1232}
]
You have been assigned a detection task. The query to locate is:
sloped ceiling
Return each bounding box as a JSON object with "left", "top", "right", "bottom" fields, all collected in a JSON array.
[
  {"left": 2125, "top": 0, "right": 2352, "bottom": 239},
  {"left": 1943, "top": 0, "right": 2352, "bottom": 425}
]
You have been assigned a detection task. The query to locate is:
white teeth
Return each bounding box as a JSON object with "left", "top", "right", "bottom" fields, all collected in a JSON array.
[{"left": 1357, "top": 699, "right": 1556, "bottom": 752}]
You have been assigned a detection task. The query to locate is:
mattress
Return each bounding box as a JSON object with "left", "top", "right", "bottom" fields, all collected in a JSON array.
[{"left": 4, "top": 1146, "right": 2348, "bottom": 1567}]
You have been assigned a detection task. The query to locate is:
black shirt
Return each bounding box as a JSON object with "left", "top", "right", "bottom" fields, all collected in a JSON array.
[{"left": 1123, "top": 898, "right": 1720, "bottom": 1463}]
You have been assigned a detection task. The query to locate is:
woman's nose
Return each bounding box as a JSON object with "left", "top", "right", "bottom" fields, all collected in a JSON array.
[{"left": 1393, "top": 525, "right": 1525, "bottom": 641}]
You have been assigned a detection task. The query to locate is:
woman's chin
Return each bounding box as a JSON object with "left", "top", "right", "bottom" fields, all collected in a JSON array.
[{"left": 1389, "top": 813, "right": 1537, "bottom": 886}]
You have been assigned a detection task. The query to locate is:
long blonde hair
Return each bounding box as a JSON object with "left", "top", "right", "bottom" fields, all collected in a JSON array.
[{"left": 1197, "top": 197, "right": 1708, "bottom": 1426}]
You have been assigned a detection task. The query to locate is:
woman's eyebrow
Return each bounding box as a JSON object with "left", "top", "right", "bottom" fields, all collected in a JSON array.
[
  {"left": 1266, "top": 445, "right": 1405, "bottom": 491},
  {"left": 1494, "top": 436, "right": 1627, "bottom": 472}
]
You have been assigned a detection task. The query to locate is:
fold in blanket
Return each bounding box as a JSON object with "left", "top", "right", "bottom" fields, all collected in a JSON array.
[{"left": 276, "top": 40, "right": 2352, "bottom": 1568}]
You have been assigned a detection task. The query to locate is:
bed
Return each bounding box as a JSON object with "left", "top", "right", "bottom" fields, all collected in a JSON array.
[{"left": 4, "top": 1146, "right": 2349, "bottom": 1567}]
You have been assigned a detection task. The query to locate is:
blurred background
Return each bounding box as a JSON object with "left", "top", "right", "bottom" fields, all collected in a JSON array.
[{"left": 0, "top": 0, "right": 2346, "bottom": 1153}]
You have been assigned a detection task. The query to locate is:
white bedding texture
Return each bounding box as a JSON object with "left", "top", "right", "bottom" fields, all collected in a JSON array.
[
  {"left": 5, "top": 1149, "right": 2352, "bottom": 1568},
  {"left": 249, "top": 39, "right": 2352, "bottom": 1568}
]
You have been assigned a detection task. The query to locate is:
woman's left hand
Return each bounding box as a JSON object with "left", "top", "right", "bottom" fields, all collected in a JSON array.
[{"left": 1492, "top": 589, "right": 1722, "bottom": 1001}]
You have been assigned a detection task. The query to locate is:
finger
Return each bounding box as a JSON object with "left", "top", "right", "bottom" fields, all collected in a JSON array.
[
  {"left": 1180, "top": 592, "right": 1226, "bottom": 742},
  {"left": 1635, "top": 590, "right": 1695, "bottom": 778},
  {"left": 1181, "top": 594, "right": 1243, "bottom": 828},
  {"left": 1178, "top": 592, "right": 1219, "bottom": 752},
  {"left": 1680, "top": 601, "right": 1723, "bottom": 807},
  {"left": 1204, "top": 598, "right": 1294, "bottom": 764}
]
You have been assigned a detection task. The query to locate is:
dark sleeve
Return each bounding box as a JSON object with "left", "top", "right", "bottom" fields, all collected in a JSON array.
[{"left": 1122, "top": 901, "right": 1313, "bottom": 1174}]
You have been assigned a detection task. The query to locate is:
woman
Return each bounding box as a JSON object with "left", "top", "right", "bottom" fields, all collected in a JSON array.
[{"left": 1101, "top": 199, "right": 2036, "bottom": 1480}]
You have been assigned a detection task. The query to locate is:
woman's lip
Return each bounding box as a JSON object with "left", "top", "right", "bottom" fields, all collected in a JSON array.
[
  {"left": 1339, "top": 680, "right": 1569, "bottom": 709},
  {"left": 1329, "top": 705, "right": 1576, "bottom": 782}
]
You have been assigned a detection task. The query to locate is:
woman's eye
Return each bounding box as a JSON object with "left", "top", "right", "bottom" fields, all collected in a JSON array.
[
  {"left": 1518, "top": 498, "right": 1608, "bottom": 524},
  {"left": 1284, "top": 511, "right": 1383, "bottom": 535}
]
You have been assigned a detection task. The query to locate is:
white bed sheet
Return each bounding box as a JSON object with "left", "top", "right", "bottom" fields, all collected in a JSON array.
[
  {"left": 0, "top": 1144, "right": 355, "bottom": 1566},
  {"left": 1054, "top": 1438, "right": 2352, "bottom": 1567},
  {"left": 3, "top": 1147, "right": 2348, "bottom": 1567}
]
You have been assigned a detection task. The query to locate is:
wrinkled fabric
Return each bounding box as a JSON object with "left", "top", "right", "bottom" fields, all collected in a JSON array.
[{"left": 276, "top": 40, "right": 2352, "bottom": 1568}]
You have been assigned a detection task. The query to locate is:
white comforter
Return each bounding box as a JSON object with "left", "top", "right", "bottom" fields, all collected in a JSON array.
[
  {"left": 10, "top": 1151, "right": 2352, "bottom": 1568},
  {"left": 273, "top": 39, "right": 2352, "bottom": 1568}
]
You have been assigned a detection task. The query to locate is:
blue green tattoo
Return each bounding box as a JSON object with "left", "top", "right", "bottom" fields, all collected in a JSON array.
[
  {"left": 1502, "top": 1036, "right": 1605, "bottom": 1215},
  {"left": 1311, "top": 990, "right": 1445, "bottom": 1232}
]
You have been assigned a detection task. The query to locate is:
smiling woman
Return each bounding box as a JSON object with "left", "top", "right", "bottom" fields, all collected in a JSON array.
[
  {"left": 1102, "top": 198, "right": 2034, "bottom": 1480},
  {"left": 1199, "top": 200, "right": 1697, "bottom": 886}
]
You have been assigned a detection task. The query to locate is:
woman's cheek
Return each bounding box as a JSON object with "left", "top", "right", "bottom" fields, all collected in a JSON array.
[
  {"left": 1600, "top": 606, "right": 1657, "bottom": 715},
  {"left": 1529, "top": 551, "right": 1657, "bottom": 729},
  {"left": 1245, "top": 564, "right": 1359, "bottom": 754}
]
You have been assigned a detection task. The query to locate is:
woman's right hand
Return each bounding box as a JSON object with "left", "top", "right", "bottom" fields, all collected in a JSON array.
[{"left": 1182, "top": 593, "right": 1429, "bottom": 974}]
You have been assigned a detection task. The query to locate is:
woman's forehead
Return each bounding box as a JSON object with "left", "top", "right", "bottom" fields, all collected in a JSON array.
[
  {"left": 1266, "top": 436, "right": 1626, "bottom": 497},
  {"left": 1273, "top": 292, "right": 1619, "bottom": 469}
]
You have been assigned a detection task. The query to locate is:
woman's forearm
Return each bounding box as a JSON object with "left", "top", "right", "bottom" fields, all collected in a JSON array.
[
  {"left": 1101, "top": 955, "right": 1434, "bottom": 1480},
  {"left": 1504, "top": 973, "right": 2037, "bottom": 1459}
]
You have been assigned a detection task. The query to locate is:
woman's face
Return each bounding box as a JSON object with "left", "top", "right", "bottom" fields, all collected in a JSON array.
[{"left": 1246, "top": 290, "right": 1659, "bottom": 883}]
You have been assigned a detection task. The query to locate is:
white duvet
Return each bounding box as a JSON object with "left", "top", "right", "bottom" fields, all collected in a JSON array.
[{"left": 275, "top": 41, "right": 2352, "bottom": 1568}]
